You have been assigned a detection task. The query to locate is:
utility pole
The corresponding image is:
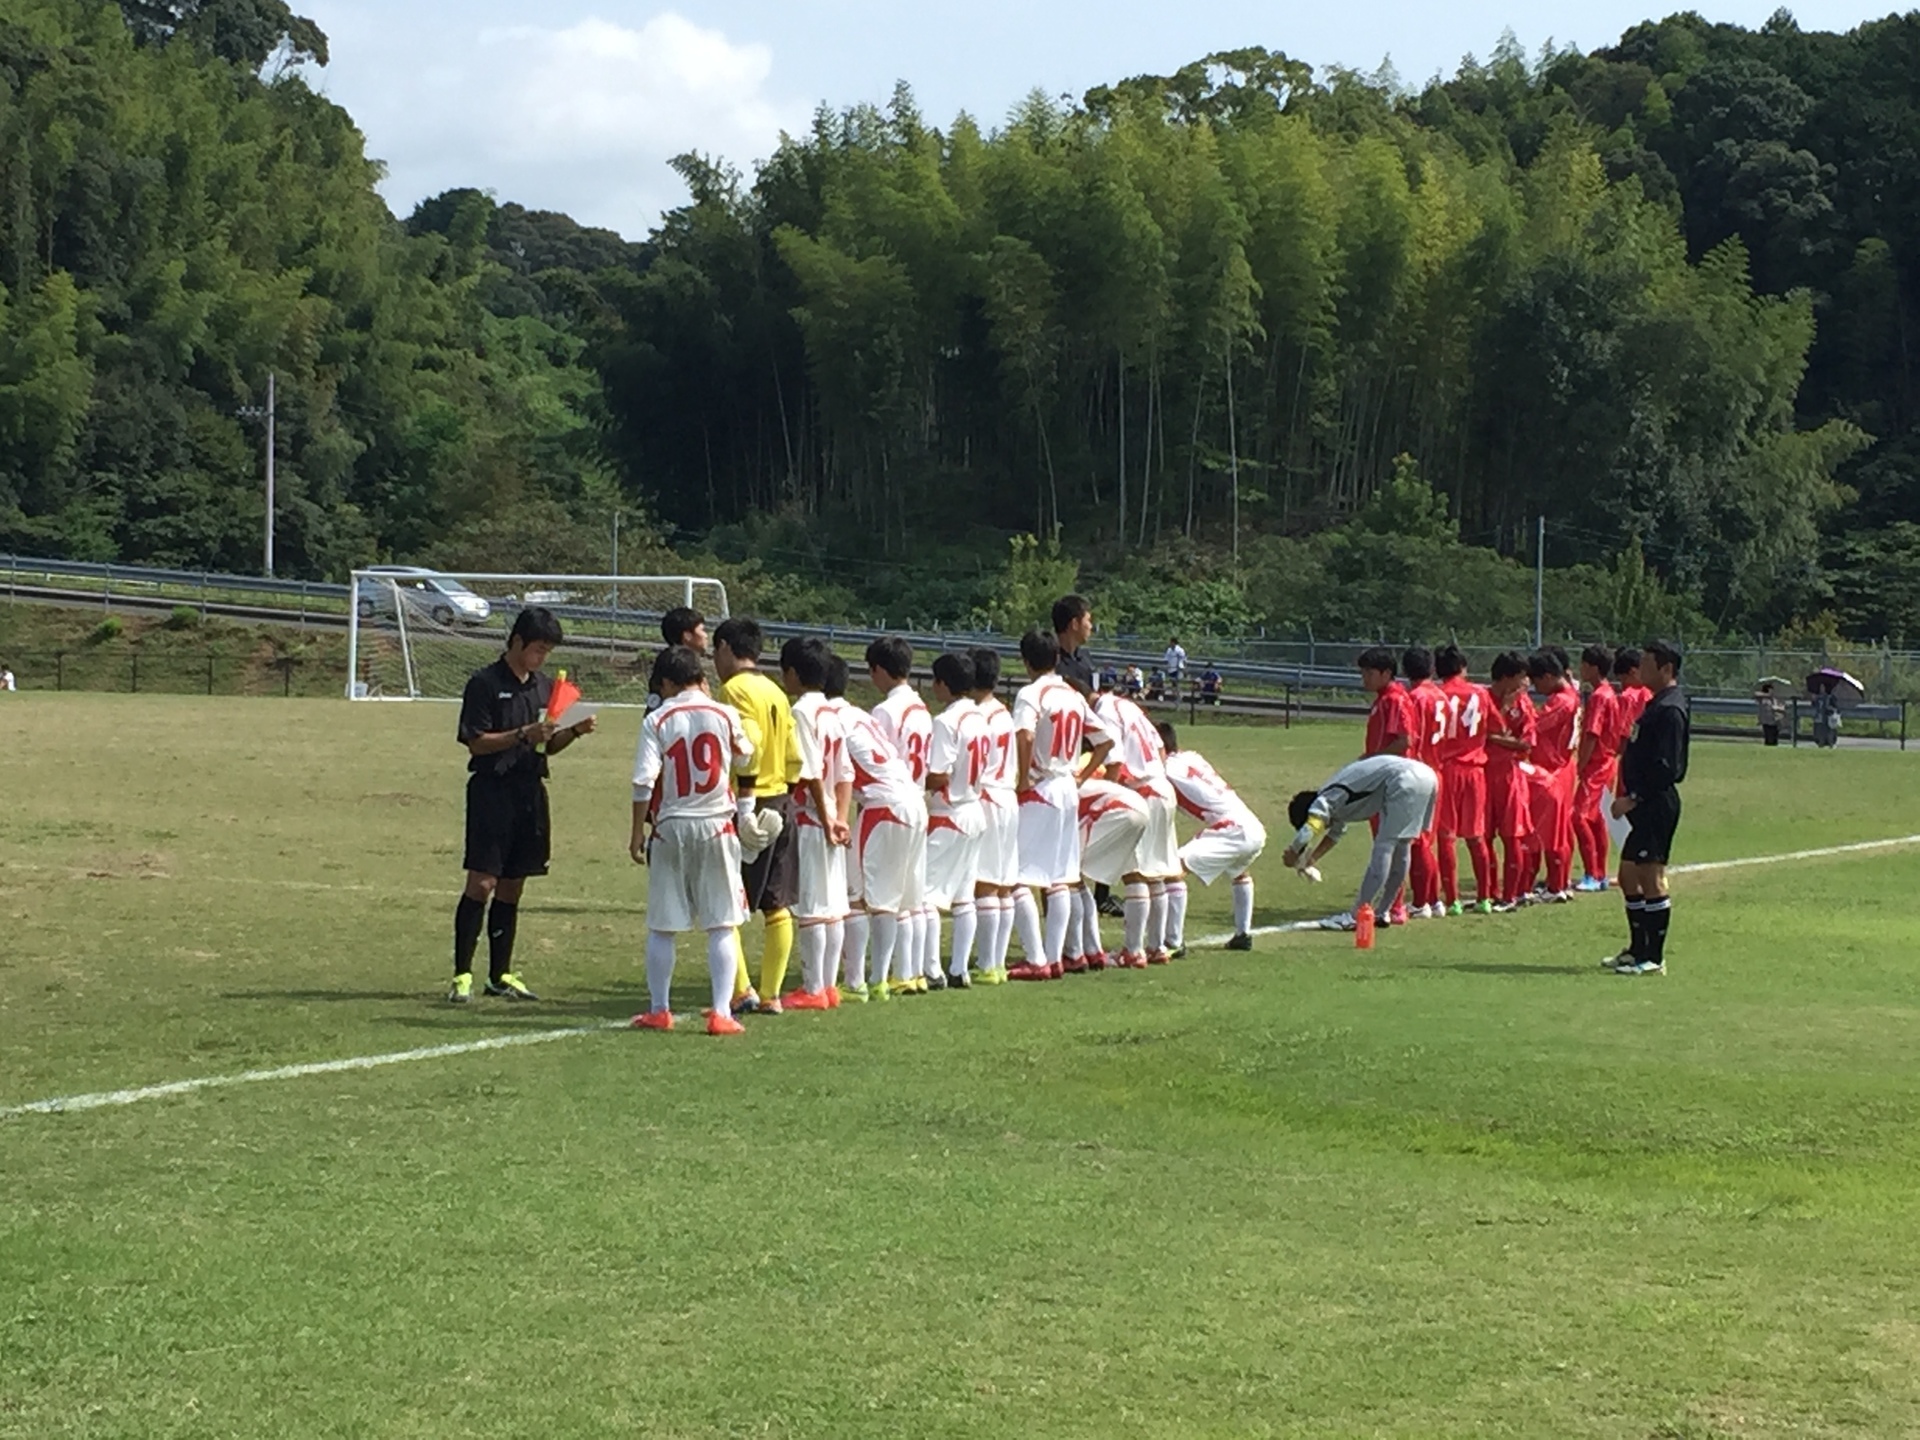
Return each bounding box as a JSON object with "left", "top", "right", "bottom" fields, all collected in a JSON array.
[
  {"left": 611, "top": 510, "right": 622, "bottom": 619},
  {"left": 1533, "top": 514, "right": 1545, "bottom": 650},
  {"left": 239, "top": 373, "right": 277, "bottom": 576}
]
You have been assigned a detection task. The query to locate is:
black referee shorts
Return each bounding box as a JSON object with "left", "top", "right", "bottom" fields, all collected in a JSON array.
[
  {"left": 741, "top": 792, "right": 798, "bottom": 914},
  {"left": 1622, "top": 789, "right": 1681, "bottom": 867},
  {"left": 464, "top": 775, "right": 552, "bottom": 880}
]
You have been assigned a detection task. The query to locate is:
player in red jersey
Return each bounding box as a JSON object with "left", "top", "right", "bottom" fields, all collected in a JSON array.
[
  {"left": 1431, "top": 644, "right": 1494, "bottom": 913},
  {"left": 1612, "top": 647, "right": 1649, "bottom": 729},
  {"left": 1402, "top": 647, "right": 1447, "bottom": 918},
  {"left": 1483, "top": 652, "right": 1537, "bottom": 909},
  {"left": 1522, "top": 650, "right": 1581, "bottom": 901},
  {"left": 1572, "top": 644, "right": 1623, "bottom": 892},
  {"left": 1359, "top": 646, "right": 1417, "bottom": 923}
]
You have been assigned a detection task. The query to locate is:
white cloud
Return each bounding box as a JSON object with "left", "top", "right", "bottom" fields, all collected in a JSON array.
[{"left": 315, "top": 9, "right": 803, "bottom": 238}]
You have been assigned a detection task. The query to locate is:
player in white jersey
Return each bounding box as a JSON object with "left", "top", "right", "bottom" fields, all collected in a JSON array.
[
  {"left": 819, "top": 655, "right": 876, "bottom": 999},
  {"left": 924, "top": 653, "right": 989, "bottom": 986},
  {"left": 779, "top": 637, "right": 853, "bottom": 1009},
  {"left": 1072, "top": 777, "right": 1149, "bottom": 968},
  {"left": 628, "top": 647, "right": 756, "bottom": 1036},
  {"left": 1010, "top": 630, "right": 1111, "bottom": 980},
  {"left": 965, "top": 647, "right": 1018, "bottom": 984},
  {"left": 867, "top": 636, "right": 941, "bottom": 988},
  {"left": 842, "top": 665, "right": 929, "bottom": 998},
  {"left": 1158, "top": 721, "right": 1269, "bottom": 952},
  {"left": 1093, "top": 687, "right": 1182, "bottom": 967}
]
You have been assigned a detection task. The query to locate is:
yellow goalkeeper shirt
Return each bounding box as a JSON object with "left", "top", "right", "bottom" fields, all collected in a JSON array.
[{"left": 720, "top": 669, "right": 802, "bottom": 794}]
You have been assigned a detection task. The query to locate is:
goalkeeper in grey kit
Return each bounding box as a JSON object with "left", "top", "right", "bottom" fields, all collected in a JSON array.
[{"left": 1283, "top": 755, "right": 1439, "bottom": 931}]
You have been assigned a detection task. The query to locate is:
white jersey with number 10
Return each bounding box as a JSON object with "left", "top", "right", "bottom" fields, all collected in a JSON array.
[
  {"left": 633, "top": 693, "right": 755, "bottom": 821},
  {"left": 1013, "top": 675, "right": 1104, "bottom": 783}
]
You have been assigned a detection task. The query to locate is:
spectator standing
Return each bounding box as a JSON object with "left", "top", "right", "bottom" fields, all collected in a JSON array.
[
  {"left": 1754, "top": 683, "right": 1787, "bottom": 747},
  {"left": 1163, "top": 639, "right": 1188, "bottom": 687}
]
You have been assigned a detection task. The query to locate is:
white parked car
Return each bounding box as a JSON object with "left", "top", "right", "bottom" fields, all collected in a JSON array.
[{"left": 355, "top": 567, "right": 493, "bottom": 627}]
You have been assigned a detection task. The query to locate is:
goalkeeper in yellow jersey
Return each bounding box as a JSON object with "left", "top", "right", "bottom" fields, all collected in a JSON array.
[{"left": 713, "top": 617, "right": 804, "bottom": 1013}]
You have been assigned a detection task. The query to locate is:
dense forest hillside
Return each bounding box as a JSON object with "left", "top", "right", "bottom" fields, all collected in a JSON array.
[{"left": 2, "top": 1, "right": 1917, "bottom": 641}]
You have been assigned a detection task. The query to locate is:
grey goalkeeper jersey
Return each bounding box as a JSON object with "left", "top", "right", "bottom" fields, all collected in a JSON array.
[{"left": 1308, "top": 754, "right": 1438, "bottom": 843}]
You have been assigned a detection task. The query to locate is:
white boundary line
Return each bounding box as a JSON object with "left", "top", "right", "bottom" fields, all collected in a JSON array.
[{"left": 9, "top": 832, "right": 1920, "bottom": 1122}]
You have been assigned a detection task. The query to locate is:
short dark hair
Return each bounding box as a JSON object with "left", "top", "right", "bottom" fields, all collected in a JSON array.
[
  {"left": 1490, "top": 650, "right": 1528, "bottom": 681},
  {"left": 1357, "top": 646, "right": 1397, "bottom": 675},
  {"left": 1051, "top": 594, "right": 1090, "bottom": 636},
  {"left": 968, "top": 646, "right": 1001, "bottom": 691},
  {"left": 654, "top": 645, "right": 705, "bottom": 688},
  {"left": 823, "top": 654, "right": 850, "bottom": 699},
  {"left": 865, "top": 636, "right": 913, "bottom": 682},
  {"left": 713, "top": 617, "right": 763, "bottom": 662},
  {"left": 1548, "top": 644, "right": 1571, "bottom": 674},
  {"left": 1612, "top": 646, "right": 1642, "bottom": 678},
  {"left": 1581, "top": 643, "right": 1614, "bottom": 673},
  {"left": 1527, "top": 650, "right": 1561, "bottom": 680},
  {"left": 931, "top": 652, "right": 975, "bottom": 694},
  {"left": 661, "top": 606, "right": 704, "bottom": 647},
  {"left": 1643, "top": 639, "right": 1683, "bottom": 676},
  {"left": 1020, "top": 629, "right": 1059, "bottom": 672},
  {"left": 509, "top": 607, "right": 564, "bottom": 647},
  {"left": 1288, "top": 790, "right": 1317, "bottom": 832},
  {"left": 780, "top": 636, "right": 830, "bottom": 690},
  {"left": 1402, "top": 646, "right": 1433, "bottom": 682},
  {"left": 1434, "top": 643, "right": 1466, "bottom": 679},
  {"left": 1156, "top": 720, "right": 1179, "bottom": 753}
]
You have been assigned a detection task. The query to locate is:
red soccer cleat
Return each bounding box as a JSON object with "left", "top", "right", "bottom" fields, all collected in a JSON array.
[
  {"left": 785, "top": 990, "right": 831, "bottom": 1011},
  {"left": 707, "top": 1012, "right": 746, "bottom": 1036},
  {"left": 1146, "top": 950, "right": 1171, "bottom": 965},
  {"left": 1121, "top": 951, "right": 1149, "bottom": 969},
  {"left": 1063, "top": 956, "right": 1089, "bottom": 974},
  {"left": 1085, "top": 951, "right": 1109, "bottom": 971},
  {"left": 1048, "top": 961, "right": 1065, "bottom": 979},
  {"left": 1008, "top": 964, "right": 1049, "bottom": 981},
  {"left": 631, "top": 1010, "right": 674, "bottom": 1031}
]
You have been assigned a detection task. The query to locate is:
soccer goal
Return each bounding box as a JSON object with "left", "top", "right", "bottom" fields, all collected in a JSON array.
[{"left": 346, "top": 571, "right": 729, "bottom": 702}]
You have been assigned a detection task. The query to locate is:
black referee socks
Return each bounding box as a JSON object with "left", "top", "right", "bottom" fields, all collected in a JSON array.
[
  {"left": 454, "top": 895, "right": 486, "bottom": 976},
  {"left": 487, "top": 901, "right": 520, "bottom": 981},
  {"left": 1643, "top": 895, "right": 1672, "bottom": 966}
]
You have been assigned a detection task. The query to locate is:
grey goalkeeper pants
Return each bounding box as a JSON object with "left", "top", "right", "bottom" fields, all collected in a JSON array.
[{"left": 1357, "top": 837, "right": 1413, "bottom": 917}]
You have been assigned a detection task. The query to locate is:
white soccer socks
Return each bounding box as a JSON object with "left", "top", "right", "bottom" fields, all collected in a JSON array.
[
  {"left": 1043, "top": 885, "right": 1071, "bottom": 967},
  {"left": 949, "top": 900, "right": 977, "bottom": 977},
  {"left": 1166, "top": 879, "right": 1189, "bottom": 949},
  {"left": 1013, "top": 887, "right": 1046, "bottom": 967},
  {"left": 870, "top": 911, "right": 900, "bottom": 989},
  {"left": 1123, "top": 881, "right": 1150, "bottom": 955},
  {"left": 1232, "top": 875, "right": 1255, "bottom": 935},
  {"left": 705, "top": 928, "right": 736, "bottom": 1016},
  {"left": 645, "top": 930, "right": 677, "bottom": 1014}
]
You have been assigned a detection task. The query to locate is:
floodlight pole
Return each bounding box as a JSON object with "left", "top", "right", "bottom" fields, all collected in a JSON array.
[
  {"left": 1533, "top": 514, "right": 1545, "bottom": 650},
  {"left": 611, "top": 510, "right": 622, "bottom": 617},
  {"left": 265, "top": 372, "right": 276, "bottom": 577}
]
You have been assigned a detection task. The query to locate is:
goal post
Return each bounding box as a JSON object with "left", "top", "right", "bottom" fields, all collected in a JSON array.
[{"left": 346, "top": 571, "right": 729, "bottom": 702}]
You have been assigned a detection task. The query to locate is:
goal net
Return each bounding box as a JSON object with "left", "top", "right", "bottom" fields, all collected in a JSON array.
[{"left": 346, "top": 571, "right": 729, "bottom": 703}]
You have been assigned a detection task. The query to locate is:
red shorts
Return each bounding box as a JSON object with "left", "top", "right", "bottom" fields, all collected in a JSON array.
[
  {"left": 1528, "top": 765, "right": 1575, "bottom": 854},
  {"left": 1487, "top": 766, "right": 1532, "bottom": 839},
  {"left": 1574, "top": 757, "right": 1618, "bottom": 815},
  {"left": 1438, "top": 764, "right": 1487, "bottom": 837}
]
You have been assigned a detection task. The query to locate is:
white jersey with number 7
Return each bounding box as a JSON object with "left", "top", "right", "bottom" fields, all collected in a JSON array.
[
  {"left": 1013, "top": 674, "right": 1106, "bottom": 783},
  {"left": 633, "top": 692, "right": 755, "bottom": 821}
]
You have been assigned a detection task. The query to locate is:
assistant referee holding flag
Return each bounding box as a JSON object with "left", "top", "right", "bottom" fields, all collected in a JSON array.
[
  {"left": 450, "top": 606, "right": 596, "bottom": 1003},
  {"left": 1608, "top": 639, "right": 1689, "bottom": 976}
]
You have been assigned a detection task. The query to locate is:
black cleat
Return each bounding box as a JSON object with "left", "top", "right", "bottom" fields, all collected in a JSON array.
[
  {"left": 484, "top": 972, "right": 538, "bottom": 1001},
  {"left": 946, "top": 970, "right": 971, "bottom": 990},
  {"left": 1224, "top": 933, "right": 1254, "bottom": 952},
  {"left": 925, "top": 972, "right": 947, "bottom": 992}
]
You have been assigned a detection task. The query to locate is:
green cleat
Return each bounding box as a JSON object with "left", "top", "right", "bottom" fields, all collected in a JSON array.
[
  {"left": 842, "top": 984, "right": 871, "bottom": 1004},
  {"left": 870, "top": 981, "right": 893, "bottom": 1002},
  {"left": 1448, "top": 902, "right": 1466, "bottom": 917},
  {"left": 1474, "top": 899, "right": 1494, "bottom": 915},
  {"left": 447, "top": 973, "right": 473, "bottom": 1004}
]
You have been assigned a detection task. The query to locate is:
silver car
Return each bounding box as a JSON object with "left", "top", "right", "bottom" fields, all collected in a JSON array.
[{"left": 355, "top": 567, "right": 493, "bottom": 627}]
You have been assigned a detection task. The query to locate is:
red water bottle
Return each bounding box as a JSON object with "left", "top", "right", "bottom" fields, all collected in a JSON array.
[{"left": 1355, "top": 903, "right": 1376, "bottom": 949}]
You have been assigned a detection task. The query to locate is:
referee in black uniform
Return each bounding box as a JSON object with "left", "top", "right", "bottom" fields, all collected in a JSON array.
[
  {"left": 1608, "top": 639, "right": 1689, "bottom": 975},
  {"left": 450, "top": 607, "right": 596, "bottom": 1003}
]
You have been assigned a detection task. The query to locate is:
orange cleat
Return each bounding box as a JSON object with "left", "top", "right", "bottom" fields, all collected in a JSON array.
[
  {"left": 632, "top": 1010, "right": 674, "bottom": 1031},
  {"left": 707, "top": 1012, "right": 746, "bottom": 1036},
  {"left": 826, "top": 986, "right": 842, "bottom": 1008},
  {"left": 786, "top": 990, "right": 831, "bottom": 1011},
  {"left": 1121, "top": 951, "right": 1149, "bottom": 969}
]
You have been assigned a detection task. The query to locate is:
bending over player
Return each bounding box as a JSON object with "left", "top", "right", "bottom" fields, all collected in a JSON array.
[
  {"left": 1283, "top": 755, "right": 1439, "bottom": 932},
  {"left": 1158, "top": 722, "right": 1267, "bottom": 952}
]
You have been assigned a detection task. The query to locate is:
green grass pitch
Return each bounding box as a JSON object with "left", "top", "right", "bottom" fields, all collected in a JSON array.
[{"left": 5, "top": 694, "right": 1920, "bottom": 1438}]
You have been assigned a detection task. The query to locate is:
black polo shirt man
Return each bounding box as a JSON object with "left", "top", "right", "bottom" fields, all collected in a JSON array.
[
  {"left": 1608, "top": 639, "right": 1689, "bottom": 976},
  {"left": 1052, "top": 593, "right": 1096, "bottom": 697},
  {"left": 450, "top": 606, "right": 596, "bottom": 1003}
]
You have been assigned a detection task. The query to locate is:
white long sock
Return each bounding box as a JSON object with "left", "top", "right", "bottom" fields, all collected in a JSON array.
[
  {"left": 921, "top": 907, "right": 941, "bottom": 978},
  {"left": 645, "top": 931, "right": 677, "bottom": 1014},
  {"left": 1123, "top": 881, "right": 1149, "bottom": 955},
  {"left": 950, "top": 901, "right": 977, "bottom": 976},
  {"left": 892, "top": 911, "right": 917, "bottom": 984},
  {"left": 1167, "top": 879, "right": 1189, "bottom": 947},
  {"left": 844, "top": 911, "right": 869, "bottom": 988},
  {"left": 987, "top": 895, "right": 1015, "bottom": 971},
  {"left": 1043, "top": 886, "right": 1071, "bottom": 966},
  {"left": 706, "top": 929, "right": 736, "bottom": 1016},
  {"left": 825, "top": 918, "right": 846, "bottom": 989},
  {"left": 1080, "top": 884, "right": 1103, "bottom": 958},
  {"left": 1013, "top": 887, "right": 1045, "bottom": 965},
  {"left": 1146, "top": 880, "right": 1167, "bottom": 954},
  {"left": 1064, "top": 886, "right": 1084, "bottom": 960},
  {"left": 797, "top": 922, "right": 826, "bottom": 993},
  {"left": 1232, "top": 876, "right": 1255, "bottom": 935},
  {"left": 870, "top": 911, "right": 900, "bottom": 988}
]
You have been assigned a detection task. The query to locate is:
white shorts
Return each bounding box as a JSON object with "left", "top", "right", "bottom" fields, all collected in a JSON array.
[
  {"left": 647, "top": 816, "right": 749, "bottom": 933},
  {"left": 1081, "top": 808, "right": 1150, "bottom": 888},
  {"left": 793, "top": 818, "right": 849, "bottom": 922},
  {"left": 1017, "top": 776, "right": 1082, "bottom": 887},
  {"left": 858, "top": 796, "right": 927, "bottom": 914},
  {"left": 1181, "top": 813, "right": 1269, "bottom": 886},
  {"left": 926, "top": 803, "right": 985, "bottom": 909},
  {"left": 1131, "top": 792, "right": 1182, "bottom": 878},
  {"left": 977, "top": 792, "right": 1021, "bottom": 888}
]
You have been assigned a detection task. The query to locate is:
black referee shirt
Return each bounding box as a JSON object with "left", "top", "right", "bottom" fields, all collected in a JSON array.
[
  {"left": 1057, "top": 643, "right": 1095, "bottom": 697},
  {"left": 458, "top": 656, "right": 554, "bottom": 780},
  {"left": 1620, "top": 684, "right": 1689, "bottom": 800}
]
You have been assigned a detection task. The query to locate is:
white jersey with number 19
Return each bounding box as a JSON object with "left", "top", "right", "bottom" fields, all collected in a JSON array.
[{"left": 632, "top": 691, "right": 754, "bottom": 821}]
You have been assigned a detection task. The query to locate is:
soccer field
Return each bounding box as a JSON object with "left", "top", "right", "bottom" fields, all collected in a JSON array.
[{"left": 7, "top": 695, "right": 1920, "bottom": 1438}]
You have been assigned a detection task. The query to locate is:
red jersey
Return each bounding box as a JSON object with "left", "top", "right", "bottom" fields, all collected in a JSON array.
[
  {"left": 1582, "top": 683, "right": 1623, "bottom": 765},
  {"left": 1486, "top": 688, "right": 1537, "bottom": 776},
  {"left": 1434, "top": 676, "right": 1493, "bottom": 767},
  {"left": 1530, "top": 686, "right": 1582, "bottom": 774},
  {"left": 1617, "top": 682, "right": 1650, "bottom": 733},
  {"left": 1364, "top": 685, "right": 1417, "bottom": 756},
  {"left": 1407, "top": 679, "right": 1446, "bottom": 765}
]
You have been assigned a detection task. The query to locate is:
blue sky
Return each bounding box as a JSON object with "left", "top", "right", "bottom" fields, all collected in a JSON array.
[{"left": 299, "top": 1, "right": 1899, "bottom": 238}]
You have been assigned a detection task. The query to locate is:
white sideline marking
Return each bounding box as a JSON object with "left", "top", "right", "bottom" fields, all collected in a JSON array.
[{"left": 8, "top": 832, "right": 1920, "bottom": 1121}]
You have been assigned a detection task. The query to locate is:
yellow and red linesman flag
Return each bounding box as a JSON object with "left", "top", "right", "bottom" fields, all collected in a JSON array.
[{"left": 543, "top": 670, "right": 582, "bottom": 726}]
